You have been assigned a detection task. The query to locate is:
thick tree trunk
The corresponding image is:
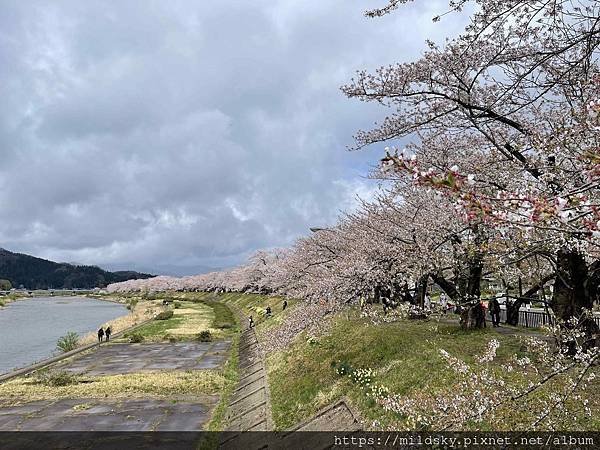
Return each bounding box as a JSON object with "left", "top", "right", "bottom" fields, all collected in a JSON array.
[
  {"left": 400, "top": 282, "right": 416, "bottom": 305},
  {"left": 552, "top": 250, "right": 590, "bottom": 320},
  {"left": 505, "top": 299, "right": 522, "bottom": 326},
  {"left": 458, "top": 244, "right": 485, "bottom": 329},
  {"left": 373, "top": 285, "right": 381, "bottom": 304},
  {"left": 506, "top": 273, "right": 555, "bottom": 326},
  {"left": 585, "top": 260, "right": 600, "bottom": 307},
  {"left": 414, "top": 275, "right": 428, "bottom": 308},
  {"left": 431, "top": 258, "right": 484, "bottom": 329},
  {"left": 551, "top": 249, "right": 599, "bottom": 351}
]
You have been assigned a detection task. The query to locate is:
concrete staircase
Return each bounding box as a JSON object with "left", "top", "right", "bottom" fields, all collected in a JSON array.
[{"left": 224, "top": 326, "right": 271, "bottom": 432}]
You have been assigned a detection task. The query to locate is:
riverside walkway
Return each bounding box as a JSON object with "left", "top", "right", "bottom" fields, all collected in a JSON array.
[{"left": 0, "top": 340, "right": 231, "bottom": 431}]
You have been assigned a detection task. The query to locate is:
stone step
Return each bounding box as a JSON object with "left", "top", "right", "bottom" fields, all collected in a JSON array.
[
  {"left": 239, "top": 340, "right": 258, "bottom": 353},
  {"left": 229, "top": 380, "right": 265, "bottom": 407},
  {"left": 290, "top": 401, "right": 362, "bottom": 432},
  {"left": 239, "top": 359, "right": 262, "bottom": 373},
  {"left": 247, "top": 418, "right": 267, "bottom": 431},
  {"left": 239, "top": 353, "right": 261, "bottom": 368},
  {"left": 234, "top": 370, "right": 265, "bottom": 392},
  {"left": 239, "top": 345, "right": 259, "bottom": 358},
  {"left": 219, "top": 424, "right": 269, "bottom": 449},
  {"left": 228, "top": 396, "right": 267, "bottom": 422},
  {"left": 227, "top": 401, "right": 266, "bottom": 428}
]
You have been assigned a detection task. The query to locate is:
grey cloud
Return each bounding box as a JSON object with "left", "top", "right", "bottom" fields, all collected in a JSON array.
[{"left": 0, "top": 0, "right": 467, "bottom": 275}]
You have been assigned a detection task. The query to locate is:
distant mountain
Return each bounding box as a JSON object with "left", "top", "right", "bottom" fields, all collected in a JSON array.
[
  {"left": 0, "top": 248, "right": 154, "bottom": 289},
  {"left": 103, "top": 262, "right": 225, "bottom": 277}
]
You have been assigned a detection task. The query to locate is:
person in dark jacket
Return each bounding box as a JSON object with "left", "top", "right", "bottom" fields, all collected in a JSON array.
[
  {"left": 97, "top": 327, "right": 104, "bottom": 342},
  {"left": 489, "top": 298, "right": 501, "bottom": 327},
  {"left": 105, "top": 326, "right": 112, "bottom": 341}
]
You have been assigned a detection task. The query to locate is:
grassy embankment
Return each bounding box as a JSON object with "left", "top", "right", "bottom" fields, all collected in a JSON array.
[
  {"left": 0, "top": 293, "right": 240, "bottom": 430},
  {"left": 255, "top": 301, "right": 599, "bottom": 431},
  {"left": 210, "top": 292, "right": 298, "bottom": 332}
]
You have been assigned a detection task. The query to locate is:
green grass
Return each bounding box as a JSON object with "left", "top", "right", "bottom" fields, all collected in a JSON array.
[
  {"left": 124, "top": 315, "right": 185, "bottom": 340},
  {"left": 206, "top": 332, "right": 240, "bottom": 431},
  {"left": 265, "top": 308, "right": 600, "bottom": 431},
  {"left": 188, "top": 295, "right": 237, "bottom": 329},
  {"left": 120, "top": 300, "right": 224, "bottom": 342},
  {"left": 214, "top": 292, "right": 298, "bottom": 331}
]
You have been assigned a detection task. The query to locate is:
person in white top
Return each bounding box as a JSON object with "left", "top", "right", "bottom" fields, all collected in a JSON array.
[
  {"left": 424, "top": 294, "right": 431, "bottom": 310},
  {"left": 439, "top": 293, "right": 448, "bottom": 313}
]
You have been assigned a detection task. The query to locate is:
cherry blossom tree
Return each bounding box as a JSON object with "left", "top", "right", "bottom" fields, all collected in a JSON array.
[{"left": 343, "top": 0, "right": 600, "bottom": 343}]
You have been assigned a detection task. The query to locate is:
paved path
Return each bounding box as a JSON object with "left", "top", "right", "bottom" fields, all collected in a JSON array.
[
  {"left": 0, "top": 340, "right": 231, "bottom": 432},
  {"left": 55, "top": 341, "right": 231, "bottom": 375},
  {"left": 0, "top": 398, "right": 217, "bottom": 431}
]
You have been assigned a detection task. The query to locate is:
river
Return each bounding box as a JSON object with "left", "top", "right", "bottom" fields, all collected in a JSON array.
[{"left": 0, "top": 296, "right": 127, "bottom": 374}]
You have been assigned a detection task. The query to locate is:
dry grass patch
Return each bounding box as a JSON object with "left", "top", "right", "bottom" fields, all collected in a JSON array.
[
  {"left": 0, "top": 370, "right": 227, "bottom": 406},
  {"left": 168, "top": 306, "right": 214, "bottom": 336},
  {"left": 78, "top": 301, "right": 161, "bottom": 346},
  {"left": 119, "top": 301, "right": 221, "bottom": 342}
]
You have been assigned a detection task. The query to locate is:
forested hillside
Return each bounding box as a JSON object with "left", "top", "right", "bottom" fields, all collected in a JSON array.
[{"left": 0, "top": 248, "right": 153, "bottom": 289}]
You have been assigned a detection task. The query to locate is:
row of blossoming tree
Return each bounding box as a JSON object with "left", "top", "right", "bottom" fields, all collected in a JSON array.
[
  {"left": 107, "top": 0, "right": 600, "bottom": 429},
  {"left": 111, "top": 0, "right": 600, "bottom": 336}
]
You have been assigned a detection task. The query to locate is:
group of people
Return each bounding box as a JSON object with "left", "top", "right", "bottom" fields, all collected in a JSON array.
[
  {"left": 97, "top": 326, "right": 112, "bottom": 342},
  {"left": 248, "top": 300, "right": 288, "bottom": 329}
]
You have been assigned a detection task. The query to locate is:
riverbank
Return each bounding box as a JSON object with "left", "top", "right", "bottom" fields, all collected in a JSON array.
[
  {"left": 0, "top": 293, "right": 239, "bottom": 433},
  {"left": 0, "top": 292, "right": 30, "bottom": 307},
  {"left": 0, "top": 296, "right": 131, "bottom": 375}
]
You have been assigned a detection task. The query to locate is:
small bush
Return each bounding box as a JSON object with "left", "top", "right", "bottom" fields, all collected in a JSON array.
[
  {"left": 36, "top": 370, "right": 77, "bottom": 387},
  {"left": 173, "top": 301, "right": 182, "bottom": 309},
  {"left": 307, "top": 336, "right": 319, "bottom": 346},
  {"left": 56, "top": 331, "right": 79, "bottom": 353},
  {"left": 0, "top": 299, "right": 5, "bottom": 307},
  {"left": 126, "top": 298, "right": 139, "bottom": 311},
  {"left": 332, "top": 360, "right": 353, "bottom": 376},
  {"left": 127, "top": 332, "right": 144, "bottom": 343},
  {"left": 155, "top": 310, "right": 174, "bottom": 320},
  {"left": 197, "top": 330, "right": 212, "bottom": 342}
]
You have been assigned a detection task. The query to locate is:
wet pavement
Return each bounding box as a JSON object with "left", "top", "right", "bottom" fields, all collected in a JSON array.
[
  {"left": 54, "top": 341, "right": 231, "bottom": 375},
  {"left": 0, "top": 398, "right": 217, "bottom": 431}
]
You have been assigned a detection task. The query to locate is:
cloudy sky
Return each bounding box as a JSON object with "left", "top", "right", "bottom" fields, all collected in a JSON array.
[{"left": 0, "top": 0, "right": 468, "bottom": 275}]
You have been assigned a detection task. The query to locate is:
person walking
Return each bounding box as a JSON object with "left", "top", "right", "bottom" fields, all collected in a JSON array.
[
  {"left": 248, "top": 315, "right": 254, "bottom": 329},
  {"left": 480, "top": 300, "right": 488, "bottom": 328},
  {"left": 424, "top": 294, "right": 431, "bottom": 310},
  {"left": 489, "top": 297, "right": 501, "bottom": 327},
  {"left": 97, "top": 327, "right": 104, "bottom": 343},
  {"left": 439, "top": 293, "right": 448, "bottom": 314},
  {"left": 283, "top": 300, "right": 288, "bottom": 311},
  {"left": 105, "top": 326, "right": 112, "bottom": 341}
]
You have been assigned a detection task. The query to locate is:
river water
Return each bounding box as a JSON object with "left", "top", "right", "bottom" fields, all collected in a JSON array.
[{"left": 0, "top": 296, "right": 127, "bottom": 374}]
